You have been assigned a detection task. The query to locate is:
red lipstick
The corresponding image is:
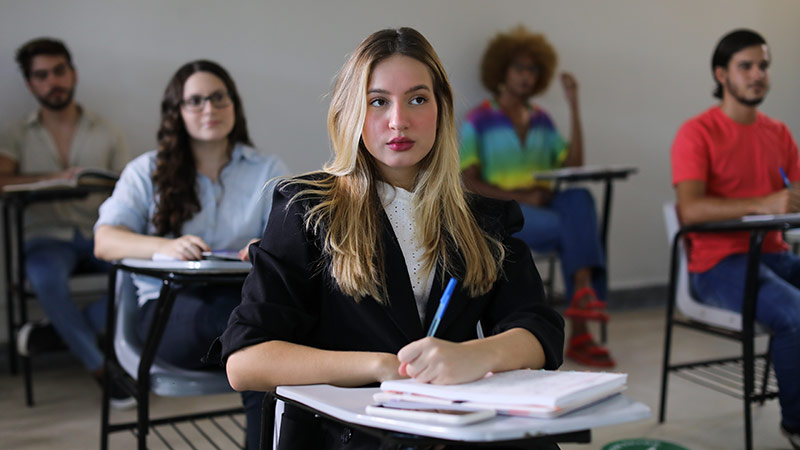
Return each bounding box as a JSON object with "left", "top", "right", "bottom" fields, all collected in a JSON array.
[{"left": 387, "top": 137, "right": 414, "bottom": 151}]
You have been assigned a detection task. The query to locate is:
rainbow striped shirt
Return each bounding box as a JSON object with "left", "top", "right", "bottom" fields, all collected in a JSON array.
[{"left": 459, "top": 99, "right": 568, "bottom": 190}]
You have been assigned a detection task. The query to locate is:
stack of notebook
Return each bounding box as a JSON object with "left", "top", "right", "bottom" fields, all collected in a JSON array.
[{"left": 375, "top": 369, "right": 627, "bottom": 419}]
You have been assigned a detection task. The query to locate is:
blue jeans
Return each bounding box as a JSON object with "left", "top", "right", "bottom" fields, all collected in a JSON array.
[
  {"left": 137, "top": 285, "right": 262, "bottom": 450},
  {"left": 514, "top": 188, "right": 607, "bottom": 301},
  {"left": 692, "top": 251, "right": 800, "bottom": 429},
  {"left": 24, "top": 232, "right": 109, "bottom": 372}
]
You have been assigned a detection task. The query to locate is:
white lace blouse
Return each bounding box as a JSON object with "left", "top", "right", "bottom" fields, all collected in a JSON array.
[{"left": 377, "top": 182, "right": 435, "bottom": 323}]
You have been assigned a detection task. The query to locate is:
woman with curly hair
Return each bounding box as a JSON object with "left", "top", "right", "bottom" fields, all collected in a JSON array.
[
  {"left": 459, "top": 26, "right": 614, "bottom": 368},
  {"left": 93, "top": 59, "right": 290, "bottom": 449},
  {"left": 218, "top": 27, "right": 564, "bottom": 449}
]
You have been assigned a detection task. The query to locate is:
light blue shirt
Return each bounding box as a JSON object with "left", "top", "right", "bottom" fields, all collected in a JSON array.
[{"left": 95, "top": 143, "right": 290, "bottom": 303}]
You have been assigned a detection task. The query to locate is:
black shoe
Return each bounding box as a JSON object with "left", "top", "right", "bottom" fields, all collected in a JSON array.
[
  {"left": 95, "top": 374, "right": 137, "bottom": 411},
  {"left": 16, "top": 321, "right": 65, "bottom": 357},
  {"left": 783, "top": 423, "right": 800, "bottom": 450},
  {"left": 109, "top": 378, "right": 137, "bottom": 411}
]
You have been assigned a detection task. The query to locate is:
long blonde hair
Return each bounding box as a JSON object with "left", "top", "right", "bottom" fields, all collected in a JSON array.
[{"left": 289, "top": 27, "right": 504, "bottom": 303}]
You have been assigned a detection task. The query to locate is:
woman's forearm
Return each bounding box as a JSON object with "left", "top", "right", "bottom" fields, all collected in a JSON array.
[
  {"left": 226, "top": 340, "right": 402, "bottom": 392},
  {"left": 94, "top": 225, "right": 170, "bottom": 261},
  {"left": 563, "top": 107, "right": 584, "bottom": 167},
  {"left": 468, "top": 328, "right": 546, "bottom": 373}
]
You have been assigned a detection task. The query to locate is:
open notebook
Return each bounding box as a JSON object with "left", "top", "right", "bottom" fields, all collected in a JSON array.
[{"left": 2, "top": 168, "right": 118, "bottom": 192}]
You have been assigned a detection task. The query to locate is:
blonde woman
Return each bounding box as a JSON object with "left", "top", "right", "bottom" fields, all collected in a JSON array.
[{"left": 218, "top": 28, "right": 564, "bottom": 449}]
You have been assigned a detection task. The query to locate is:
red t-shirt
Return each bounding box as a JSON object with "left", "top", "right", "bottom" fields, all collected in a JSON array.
[{"left": 671, "top": 106, "right": 800, "bottom": 272}]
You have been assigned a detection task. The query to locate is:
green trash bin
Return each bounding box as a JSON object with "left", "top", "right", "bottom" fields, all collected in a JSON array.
[{"left": 602, "top": 439, "right": 689, "bottom": 450}]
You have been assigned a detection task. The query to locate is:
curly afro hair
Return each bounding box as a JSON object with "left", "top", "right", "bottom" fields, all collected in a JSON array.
[{"left": 480, "top": 25, "right": 558, "bottom": 97}]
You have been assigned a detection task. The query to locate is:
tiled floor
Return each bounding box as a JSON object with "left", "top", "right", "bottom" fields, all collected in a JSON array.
[{"left": 0, "top": 306, "right": 792, "bottom": 449}]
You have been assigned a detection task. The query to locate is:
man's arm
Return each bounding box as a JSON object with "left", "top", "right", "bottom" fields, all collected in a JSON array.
[
  {"left": 0, "top": 155, "right": 77, "bottom": 187},
  {"left": 675, "top": 179, "right": 800, "bottom": 225}
]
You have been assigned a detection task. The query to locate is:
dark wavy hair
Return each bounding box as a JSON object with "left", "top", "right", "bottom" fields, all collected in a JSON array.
[
  {"left": 152, "top": 60, "right": 252, "bottom": 236},
  {"left": 711, "top": 29, "right": 767, "bottom": 99},
  {"left": 480, "top": 25, "right": 558, "bottom": 97}
]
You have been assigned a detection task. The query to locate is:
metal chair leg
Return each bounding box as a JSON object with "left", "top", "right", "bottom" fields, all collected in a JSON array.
[
  {"left": 23, "top": 355, "right": 34, "bottom": 406},
  {"left": 659, "top": 237, "right": 681, "bottom": 423}
]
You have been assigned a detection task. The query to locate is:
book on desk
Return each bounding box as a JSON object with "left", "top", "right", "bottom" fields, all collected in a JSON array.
[
  {"left": 373, "top": 369, "right": 627, "bottom": 419},
  {"left": 2, "top": 168, "right": 118, "bottom": 193}
]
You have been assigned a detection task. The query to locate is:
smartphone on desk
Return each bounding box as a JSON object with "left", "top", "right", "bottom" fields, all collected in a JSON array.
[{"left": 365, "top": 404, "right": 495, "bottom": 426}]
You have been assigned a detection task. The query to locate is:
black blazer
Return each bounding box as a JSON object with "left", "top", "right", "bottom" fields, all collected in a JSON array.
[{"left": 219, "top": 177, "right": 565, "bottom": 449}]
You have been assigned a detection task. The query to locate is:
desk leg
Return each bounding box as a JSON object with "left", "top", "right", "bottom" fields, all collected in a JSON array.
[
  {"left": 741, "top": 230, "right": 764, "bottom": 450},
  {"left": 659, "top": 235, "right": 682, "bottom": 423},
  {"left": 13, "top": 202, "right": 35, "bottom": 406},
  {"left": 600, "top": 179, "right": 613, "bottom": 250},
  {"left": 100, "top": 266, "right": 117, "bottom": 450},
  {"left": 599, "top": 179, "right": 613, "bottom": 344},
  {"left": 261, "top": 393, "right": 276, "bottom": 450},
  {"left": 136, "top": 279, "right": 180, "bottom": 450},
  {"left": 3, "top": 202, "right": 17, "bottom": 375}
]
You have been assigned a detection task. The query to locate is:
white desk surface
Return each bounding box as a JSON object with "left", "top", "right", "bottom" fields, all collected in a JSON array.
[
  {"left": 276, "top": 385, "right": 650, "bottom": 442},
  {"left": 119, "top": 257, "right": 251, "bottom": 273}
]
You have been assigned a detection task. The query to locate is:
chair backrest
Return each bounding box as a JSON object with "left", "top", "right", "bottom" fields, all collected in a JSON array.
[
  {"left": 113, "top": 270, "right": 234, "bottom": 396},
  {"left": 662, "top": 202, "right": 748, "bottom": 332}
]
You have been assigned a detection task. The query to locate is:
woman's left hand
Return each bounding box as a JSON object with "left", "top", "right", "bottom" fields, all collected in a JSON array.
[
  {"left": 238, "top": 238, "right": 260, "bottom": 261},
  {"left": 560, "top": 72, "right": 579, "bottom": 109},
  {"left": 397, "top": 337, "right": 492, "bottom": 385}
]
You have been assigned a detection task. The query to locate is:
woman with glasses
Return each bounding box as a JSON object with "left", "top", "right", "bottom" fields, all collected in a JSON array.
[
  {"left": 458, "top": 26, "right": 614, "bottom": 368},
  {"left": 217, "top": 28, "right": 564, "bottom": 449},
  {"left": 93, "top": 59, "right": 289, "bottom": 449}
]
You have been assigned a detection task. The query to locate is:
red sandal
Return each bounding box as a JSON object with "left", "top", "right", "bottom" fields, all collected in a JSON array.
[
  {"left": 566, "top": 332, "right": 616, "bottom": 368},
  {"left": 564, "top": 287, "right": 609, "bottom": 322}
]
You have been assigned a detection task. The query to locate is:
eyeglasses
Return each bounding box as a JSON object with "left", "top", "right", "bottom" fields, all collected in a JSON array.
[{"left": 180, "top": 91, "right": 232, "bottom": 111}]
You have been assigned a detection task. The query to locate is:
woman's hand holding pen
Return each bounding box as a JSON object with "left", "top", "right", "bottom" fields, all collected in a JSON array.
[
  {"left": 157, "top": 234, "right": 210, "bottom": 261},
  {"left": 396, "top": 338, "right": 492, "bottom": 385}
]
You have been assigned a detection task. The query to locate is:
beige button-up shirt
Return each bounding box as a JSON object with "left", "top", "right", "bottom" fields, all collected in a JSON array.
[{"left": 0, "top": 106, "right": 130, "bottom": 241}]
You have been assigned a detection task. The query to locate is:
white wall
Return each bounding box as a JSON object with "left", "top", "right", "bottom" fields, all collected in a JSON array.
[{"left": 1, "top": 0, "right": 799, "bottom": 337}]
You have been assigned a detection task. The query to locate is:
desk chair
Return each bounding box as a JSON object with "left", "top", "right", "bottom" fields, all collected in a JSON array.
[
  {"left": 3, "top": 228, "right": 107, "bottom": 407},
  {"left": 15, "top": 272, "right": 107, "bottom": 406},
  {"left": 100, "top": 268, "right": 244, "bottom": 450},
  {"left": 3, "top": 188, "right": 111, "bottom": 407},
  {"left": 660, "top": 203, "right": 778, "bottom": 450}
]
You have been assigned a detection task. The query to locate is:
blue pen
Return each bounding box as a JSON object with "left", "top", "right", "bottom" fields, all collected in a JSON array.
[
  {"left": 427, "top": 277, "right": 458, "bottom": 337},
  {"left": 779, "top": 167, "right": 791, "bottom": 188}
]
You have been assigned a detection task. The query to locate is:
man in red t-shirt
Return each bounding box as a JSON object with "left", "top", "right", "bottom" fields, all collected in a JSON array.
[{"left": 670, "top": 29, "right": 800, "bottom": 448}]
